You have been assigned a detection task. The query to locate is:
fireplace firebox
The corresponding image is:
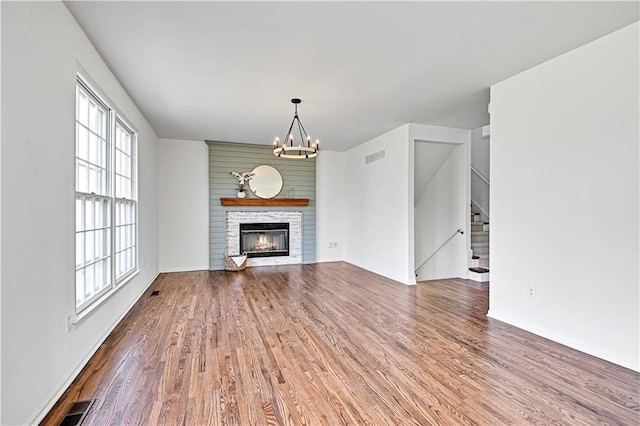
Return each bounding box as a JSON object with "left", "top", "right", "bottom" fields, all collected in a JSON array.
[{"left": 240, "top": 223, "right": 290, "bottom": 258}]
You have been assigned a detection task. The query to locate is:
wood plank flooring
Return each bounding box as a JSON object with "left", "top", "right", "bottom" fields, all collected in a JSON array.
[{"left": 42, "top": 262, "right": 639, "bottom": 425}]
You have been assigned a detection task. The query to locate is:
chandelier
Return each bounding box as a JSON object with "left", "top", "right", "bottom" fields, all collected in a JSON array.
[{"left": 273, "top": 98, "right": 319, "bottom": 159}]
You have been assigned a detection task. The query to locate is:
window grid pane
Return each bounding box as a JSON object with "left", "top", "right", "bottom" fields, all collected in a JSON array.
[
  {"left": 76, "top": 79, "right": 137, "bottom": 312},
  {"left": 115, "top": 199, "right": 136, "bottom": 282},
  {"left": 75, "top": 193, "right": 112, "bottom": 310},
  {"left": 115, "top": 121, "right": 134, "bottom": 199},
  {"left": 76, "top": 84, "right": 108, "bottom": 197}
]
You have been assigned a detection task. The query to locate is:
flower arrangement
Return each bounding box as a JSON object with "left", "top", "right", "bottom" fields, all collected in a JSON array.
[{"left": 230, "top": 171, "right": 254, "bottom": 192}]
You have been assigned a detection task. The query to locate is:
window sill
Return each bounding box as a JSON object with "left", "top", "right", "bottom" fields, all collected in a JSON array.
[{"left": 70, "top": 269, "right": 141, "bottom": 330}]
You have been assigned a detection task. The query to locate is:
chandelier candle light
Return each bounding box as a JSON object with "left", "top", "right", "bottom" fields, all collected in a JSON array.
[{"left": 273, "top": 98, "right": 319, "bottom": 159}]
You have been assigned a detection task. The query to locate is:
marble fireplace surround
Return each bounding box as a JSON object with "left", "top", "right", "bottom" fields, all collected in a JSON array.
[{"left": 225, "top": 211, "right": 303, "bottom": 267}]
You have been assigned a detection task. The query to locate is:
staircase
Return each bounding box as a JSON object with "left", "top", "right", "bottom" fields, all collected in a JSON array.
[{"left": 469, "top": 212, "right": 489, "bottom": 282}]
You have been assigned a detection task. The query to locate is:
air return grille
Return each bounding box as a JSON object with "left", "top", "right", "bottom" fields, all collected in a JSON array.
[{"left": 365, "top": 150, "right": 385, "bottom": 164}]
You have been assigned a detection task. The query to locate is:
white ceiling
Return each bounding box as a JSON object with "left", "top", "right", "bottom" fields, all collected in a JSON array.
[{"left": 64, "top": 1, "right": 638, "bottom": 151}]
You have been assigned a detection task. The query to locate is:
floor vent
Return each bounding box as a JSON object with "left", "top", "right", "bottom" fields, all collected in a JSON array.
[
  {"left": 151, "top": 290, "right": 160, "bottom": 296},
  {"left": 57, "top": 399, "right": 94, "bottom": 426}
]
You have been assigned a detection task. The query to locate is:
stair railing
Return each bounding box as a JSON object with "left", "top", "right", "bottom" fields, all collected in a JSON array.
[
  {"left": 415, "top": 228, "right": 464, "bottom": 274},
  {"left": 471, "top": 165, "right": 489, "bottom": 185},
  {"left": 471, "top": 197, "right": 490, "bottom": 221}
]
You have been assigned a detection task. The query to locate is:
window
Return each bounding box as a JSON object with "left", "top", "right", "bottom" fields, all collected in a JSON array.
[
  {"left": 75, "top": 76, "right": 137, "bottom": 313},
  {"left": 114, "top": 120, "right": 136, "bottom": 280}
]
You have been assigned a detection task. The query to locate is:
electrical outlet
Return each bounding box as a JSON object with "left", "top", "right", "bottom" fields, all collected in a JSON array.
[
  {"left": 327, "top": 242, "right": 339, "bottom": 248},
  {"left": 528, "top": 287, "right": 536, "bottom": 299}
]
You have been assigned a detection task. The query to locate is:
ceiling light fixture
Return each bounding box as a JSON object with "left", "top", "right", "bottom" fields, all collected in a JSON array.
[{"left": 273, "top": 98, "right": 319, "bottom": 159}]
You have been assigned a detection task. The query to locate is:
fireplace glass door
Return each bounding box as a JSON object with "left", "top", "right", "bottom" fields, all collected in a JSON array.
[{"left": 240, "top": 223, "right": 289, "bottom": 258}]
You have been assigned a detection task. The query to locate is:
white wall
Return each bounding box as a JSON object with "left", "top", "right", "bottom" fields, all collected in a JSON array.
[
  {"left": 413, "top": 141, "right": 456, "bottom": 205},
  {"left": 335, "top": 123, "right": 470, "bottom": 284},
  {"left": 489, "top": 22, "right": 639, "bottom": 371},
  {"left": 316, "top": 151, "right": 346, "bottom": 262},
  {"left": 0, "top": 4, "right": 3, "bottom": 419},
  {"left": 158, "top": 139, "right": 209, "bottom": 272},
  {"left": 410, "top": 124, "right": 471, "bottom": 282},
  {"left": 415, "top": 143, "right": 469, "bottom": 281},
  {"left": 1, "top": 2, "right": 159, "bottom": 423},
  {"left": 470, "top": 127, "right": 490, "bottom": 179},
  {"left": 470, "top": 127, "right": 490, "bottom": 222},
  {"left": 343, "top": 125, "right": 414, "bottom": 284}
]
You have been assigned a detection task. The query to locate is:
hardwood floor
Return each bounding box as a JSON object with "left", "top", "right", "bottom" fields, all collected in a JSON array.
[{"left": 42, "top": 262, "right": 639, "bottom": 425}]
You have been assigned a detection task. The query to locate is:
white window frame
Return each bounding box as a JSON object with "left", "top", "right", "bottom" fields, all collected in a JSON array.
[
  {"left": 113, "top": 118, "right": 138, "bottom": 285},
  {"left": 75, "top": 73, "right": 138, "bottom": 315}
]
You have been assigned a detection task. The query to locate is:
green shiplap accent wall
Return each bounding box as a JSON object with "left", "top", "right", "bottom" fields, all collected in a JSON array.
[{"left": 207, "top": 141, "right": 316, "bottom": 270}]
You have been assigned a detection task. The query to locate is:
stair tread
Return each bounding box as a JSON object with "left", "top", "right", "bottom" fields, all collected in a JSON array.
[{"left": 469, "top": 267, "right": 489, "bottom": 273}]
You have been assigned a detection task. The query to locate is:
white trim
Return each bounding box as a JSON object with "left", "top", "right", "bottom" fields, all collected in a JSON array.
[
  {"left": 27, "top": 272, "right": 160, "bottom": 425},
  {"left": 470, "top": 197, "right": 490, "bottom": 221},
  {"left": 471, "top": 165, "right": 490, "bottom": 185},
  {"left": 345, "top": 261, "right": 417, "bottom": 286},
  {"left": 481, "top": 124, "right": 491, "bottom": 139},
  {"left": 159, "top": 267, "right": 210, "bottom": 273},
  {"left": 74, "top": 80, "right": 114, "bottom": 312},
  {"left": 72, "top": 269, "right": 140, "bottom": 327},
  {"left": 74, "top": 74, "right": 139, "bottom": 314},
  {"left": 487, "top": 310, "right": 639, "bottom": 372},
  {"left": 76, "top": 64, "right": 138, "bottom": 135}
]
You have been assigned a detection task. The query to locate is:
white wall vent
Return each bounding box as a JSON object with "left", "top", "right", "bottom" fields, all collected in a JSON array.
[{"left": 365, "top": 150, "right": 385, "bottom": 164}]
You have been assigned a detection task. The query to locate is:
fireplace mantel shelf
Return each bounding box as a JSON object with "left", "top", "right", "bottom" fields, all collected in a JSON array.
[{"left": 220, "top": 197, "right": 309, "bottom": 206}]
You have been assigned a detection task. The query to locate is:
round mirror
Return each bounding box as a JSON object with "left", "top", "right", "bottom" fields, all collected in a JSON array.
[{"left": 249, "top": 165, "right": 283, "bottom": 199}]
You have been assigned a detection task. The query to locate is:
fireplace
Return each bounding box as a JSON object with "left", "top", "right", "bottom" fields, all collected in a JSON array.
[
  {"left": 240, "top": 222, "right": 290, "bottom": 258},
  {"left": 226, "top": 211, "right": 302, "bottom": 267}
]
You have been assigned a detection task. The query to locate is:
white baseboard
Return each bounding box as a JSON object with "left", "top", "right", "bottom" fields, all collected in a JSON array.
[
  {"left": 487, "top": 310, "right": 639, "bottom": 372},
  {"left": 159, "top": 266, "right": 209, "bottom": 273},
  {"left": 27, "top": 272, "right": 160, "bottom": 425}
]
